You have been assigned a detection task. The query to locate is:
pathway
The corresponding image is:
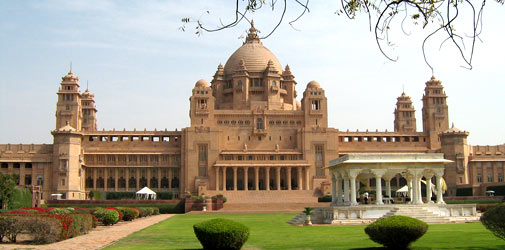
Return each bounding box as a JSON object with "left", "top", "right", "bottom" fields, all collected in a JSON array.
[{"left": 0, "top": 214, "right": 174, "bottom": 250}]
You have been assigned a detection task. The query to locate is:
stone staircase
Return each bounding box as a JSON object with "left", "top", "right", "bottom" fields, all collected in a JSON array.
[
  {"left": 381, "top": 205, "right": 452, "bottom": 224},
  {"left": 205, "top": 190, "right": 318, "bottom": 204}
]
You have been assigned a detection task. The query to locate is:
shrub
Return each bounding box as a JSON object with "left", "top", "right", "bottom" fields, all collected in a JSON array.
[
  {"left": 93, "top": 208, "right": 119, "bottom": 226},
  {"left": 0, "top": 216, "right": 31, "bottom": 243},
  {"left": 90, "top": 190, "right": 106, "bottom": 200},
  {"left": 68, "top": 214, "right": 93, "bottom": 237},
  {"left": 481, "top": 203, "right": 505, "bottom": 240},
  {"left": 318, "top": 195, "right": 332, "bottom": 202},
  {"left": 152, "top": 207, "right": 160, "bottom": 215},
  {"left": 8, "top": 188, "right": 33, "bottom": 210},
  {"left": 365, "top": 216, "right": 428, "bottom": 249},
  {"left": 137, "top": 207, "right": 154, "bottom": 217},
  {"left": 22, "top": 207, "right": 47, "bottom": 213},
  {"left": 456, "top": 188, "right": 473, "bottom": 196},
  {"left": 49, "top": 208, "right": 72, "bottom": 215},
  {"left": 117, "top": 207, "right": 139, "bottom": 221},
  {"left": 193, "top": 218, "right": 249, "bottom": 250},
  {"left": 106, "top": 207, "right": 123, "bottom": 221},
  {"left": 26, "top": 216, "right": 62, "bottom": 243},
  {"left": 46, "top": 203, "right": 185, "bottom": 214}
]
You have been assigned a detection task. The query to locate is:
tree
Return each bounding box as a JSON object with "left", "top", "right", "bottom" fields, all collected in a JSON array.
[
  {"left": 0, "top": 173, "right": 17, "bottom": 210},
  {"left": 181, "top": 0, "right": 504, "bottom": 71}
]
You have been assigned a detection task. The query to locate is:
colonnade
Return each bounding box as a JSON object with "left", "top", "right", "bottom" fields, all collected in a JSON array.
[
  {"left": 330, "top": 168, "right": 445, "bottom": 206},
  {"left": 215, "top": 166, "right": 311, "bottom": 191}
]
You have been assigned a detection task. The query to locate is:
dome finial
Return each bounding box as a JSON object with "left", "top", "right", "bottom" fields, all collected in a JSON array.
[{"left": 246, "top": 20, "right": 260, "bottom": 43}]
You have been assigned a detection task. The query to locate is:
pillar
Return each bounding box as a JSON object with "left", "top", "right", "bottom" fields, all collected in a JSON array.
[
  {"left": 276, "top": 167, "right": 281, "bottom": 190},
  {"left": 114, "top": 168, "right": 118, "bottom": 191},
  {"left": 215, "top": 167, "right": 220, "bottom": 191},
  {"left": 104, "top": 169, "right": 108, "bottom": 190},
  {"left": 336, "top": 175, "right": 343, "bottom": 205},
  {"left": 93, "top": 168, "right": 97, "bottom": 189},
  {"left": 136, "top": 168, "right": 140, "bottom": 189},
  {"left": 350, "top": 175, "right": 358, "bottom": 206},
  {"left": 343, "top": 176, "right": 350, "bottom": 205},
  {"left": 125, "top": 168, "right": 130, "bottom": 191},
  {"left": 244, "top": 167, "right": 248, "bottom": 191},
  {"left": 331, "top": 174, "right": 337, "bottom": 206},
  {"left": 254, "top": 167, "right": 259, "bottom": 190},
  {"left": 297, "top": 167, "right": 303, "bottom": 190},
  {"left": 305, "top": 167, "right": 310, "bottom": 190},
  {"left": 168, "top": 168, "right": 173, "bottom": 191},
  {"left": 222, "top": 167, "right": 226, "bottom": 191},
  {"left": 374, "top": 172, "right": 384, "bottom": 205},
  {"left": 435, "top": 171, "right": 445, "bottom": 204},
  {"left": 233, "top": 167, "right": 237, "bottom": 191},
  {"left": 425, "top": 174, "right": 433, "bottom": 203},
  {"left": 287, "top": 167, "right": 292, "bottom": 190},
  {"left": 412, "top": 175, "right": 424, "bottom": 205},
  {"left": 407, "top": 178, "right": 413, "bottom": 203},
  {"left": 265, "top": 167, "right": 270, "bottom": 191},
  {"left": 385, "top": 178, "right": 391, "bottom": 198}
]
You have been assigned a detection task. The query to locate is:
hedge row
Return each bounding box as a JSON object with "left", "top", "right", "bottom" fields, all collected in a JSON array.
[
  {"left": 487, "top": 186, "right": 505, "bottom": 196},
  {"left": 89, "top": 191, "right": 179, "bottom": 200},
  {"left": 45, "top": 203, "right": 184, "bottom": 214}
]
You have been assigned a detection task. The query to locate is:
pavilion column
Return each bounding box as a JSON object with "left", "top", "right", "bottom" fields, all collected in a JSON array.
[
  {"left": 276, "top": 167, "right": 281, "bottom": 190},
  {"left": 287, "top": 167, "right": 292, "bottom": 190},
  {"left": 222, "top": 167, "right": 226, "bottom": 191},
  {"left": 305, "top": 167, "right": 310, "bottom": 190},
  {"left": 349, "top": 173, "right": 358, "bottom": 206},
  {"left": 425, "top": 173, "right": 434, "bottom": 203},
  {"left": 435, "top": 170, "right": 445, "bottom": 204},
  {"left": 215, "top": 167, "right": 220, "bottom": 191},
  {"left": 409, "top": 169, "right": 424, "bottom": 205},
  {"left": 384, "top": 175, "right": 394, "bottom": 199},
  {"left": 331, "top": 173, "right": 337, "bottom": 206},
  {"left": 343, "top": 176, "right": 350, "bottom": 205},
  {"left": 336, "top": 174, "right": 343, "bottom": 205},
  {"left": 372, "top": 170, "right": 386, "bottom": 205},
  {"left": 407, "top": 178, "right": 413, "bottom": 203},
  {"left": 297, "top": 167, "right": 303, "bottom": 190},
  {"left": 265, "top": 167, "right": 270, "bottom": 191},
  {"left": 244, "top": 167, "right": 249, "bottom": 191},
  {"left": 233, "top": 167, "right": 237, "bottom": 191},
  {"left": 254, "top": 167, "right": 259, "bottom": 190}
]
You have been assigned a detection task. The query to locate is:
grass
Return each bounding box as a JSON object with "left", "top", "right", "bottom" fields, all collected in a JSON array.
[{"left": 105, "top": 213, "right": 504, "bottom": 250}]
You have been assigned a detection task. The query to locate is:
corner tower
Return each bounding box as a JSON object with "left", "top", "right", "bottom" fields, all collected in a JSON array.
[
  {"left": 422, "top": 76, "right": 449, "bottom": 149},
  {"left": 56, "top": 71, "right": 82, "bottom": 131},
  {"left": 81, "top": 88, "right": 98, "bottom": 131},
  {"left": 394, "top": 92, "right": 416, "bottom": 132}
]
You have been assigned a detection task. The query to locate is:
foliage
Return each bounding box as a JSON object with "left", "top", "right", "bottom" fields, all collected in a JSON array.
[
  {"left": 68, "top": 213, "right": 94, "bottom": 237},
  {"left": 46, "top": 202, "right": 185, "bottom": 214},
  {"left": 22, "top": 207, "right": 47, "bottom": 213},
  {"left": 193, "top": 218, "right": 250, "bottom": 250},
  {"left": 90, "top": 190, "right": 106, "bottom": 200},
  {"left": 106, "top": 207, "right": 123, "bottom": 220},
  {"left": 365, "top": 215, "right": 428, "bottom": 249},
  {"left": 93, "top": 208, "right": 120, "bottom": 226},
  {"left": 456, "top": 188, "right": 473, "bottom": 196},
  {"left": 318, "top": 195, "right": 332, "bottom": 202},
  {"left": 481, "top": 203, "right": 505, "bottom": 240},
  {"left": 117, "top": 207, "right": 140, "bottom": 221},
  {"left": 49, "top": 207, "right": 72, "bottom": 215},
  {"left": 26, "top": 215, "right": 63, "bottom": 243},
  {"left": 0, "top": 173, "right": 17, "bottom": 210},
  {"left": 137, "top": 207, "right": 154, "bottom": 217},
  {"left": 487, "top": 185, "right": 505, "bottom": 196},
  {"left": 0, "top": 216, "right": 30, "bottom": 242},
  {"left": 8, "top": 187, "right": 32, "bottom": 210},
  {"left": 303, "top": 207, "right": 314, "bottom": 216}
]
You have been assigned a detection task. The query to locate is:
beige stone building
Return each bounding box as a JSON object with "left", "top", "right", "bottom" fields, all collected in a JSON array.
[{"left": 0, "top": 23, "right": 504, "bottom": 202}]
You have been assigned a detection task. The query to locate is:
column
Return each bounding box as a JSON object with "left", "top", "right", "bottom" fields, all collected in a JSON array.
[
  {"left": 157, "top": 168, "right": 162, "bottom": 189},
  {"left": 305, "top": 167, "right": 310, "bottom": 190},
  {"left": 93, "top": 168, "right": 97, "bottom": 189},
  {"left": 297, "top": 167, "right": 303, "bottom": 190},
  {"left": 254, "top": 167, "right": 259, "bottom": 190},
  {"left": 435, "top": 171, "right": 445, "bottom": 204},
  {"left": 233, "top": 166, "right": 237, "bottom": 191},
  {"left": 350, "top": 174, "right": 358, "bottom": 206},
  {"left": 343, "top": 176, "right": 350, "bottom": 205},
  {"left": 331, "top": 174, "right": 337, "bottom": 206},
  {"left": 265, "top": 167, "right": 270, "bottom": 191},
  {"left": 19, "top": 164, "right": 25, "bottom": 185},
  {"left": 287, "top": 167, "right": 292, "bottom": 190},
  {"left": 168, "top": 168, "right": 173, "bottom": 191},
  {"left": 425, "top": 174, "right": 433, "bottom": 203},
  {"left": 222, "top": 167, "right": 226, "bottom": 191},
  {"left": 114, "top": 168, "right": 118, "bottom": 191},
  {"left": 385, "top": 177, "right": 391, "bottom": 199},
  {"left": 215, "top": 167, "right": 220, "bottom": 191},
  {"left": 407, "top": 178, "right": 413, "bottom": 203},
  {"left": 104, "top": 169, "right": 108, "bottom": 190},
  {"left": 125, "top": 168, "right": 130, "bottom": 191},
  {"left": 276, "top": 167, "right": 281, "bottom": 190},
  {"left": 244, "top": 167, "right": 248, "bottom": 191},
  {"left": 412, "top": 175, "right": 424, "bottom": 205},
  {"left": 372, "top": 171, "right": 385, "bottom": 205},
  {"left": 336, "top": 175, "right": 343, "bottom": 205},
  {"left": 136, "top": 168, "right": 140, "bottom": 189}
]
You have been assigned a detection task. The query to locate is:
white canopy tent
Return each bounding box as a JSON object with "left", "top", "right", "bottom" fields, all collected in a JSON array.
[
  {"left": 396, "top": 185, "right": 409, "bottom": 197},
  {"left": 136, "top": 187, "right": 157, "bottom": 200}
]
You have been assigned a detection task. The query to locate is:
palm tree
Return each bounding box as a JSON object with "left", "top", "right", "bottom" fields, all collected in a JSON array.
[{"left": 303, "top": 207, "right": 314, "bottom": 225}]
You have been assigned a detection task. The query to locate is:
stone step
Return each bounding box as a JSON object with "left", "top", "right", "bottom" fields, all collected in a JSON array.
[{"left": 205, "top": 190, "right": 318, "bottom": 204}]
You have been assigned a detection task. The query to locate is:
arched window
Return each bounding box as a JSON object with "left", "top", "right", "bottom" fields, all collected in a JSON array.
[
  {"left": 107, "top": 177, "right": 115, "bottom": 188},
  {"left": 256, "top": 118, "right": 263, "bottom": 130},
  {"left": 129, "top": 177, "right": 136, "bottom": 189},
  {"left": 86, "top": 177, "right": 94, "bottom": 188},
  {"left": 96, "top": 177, "right": 104, "bottom": 188},
  {"left": 161, "top": 177, "right": 169, "bottom": 188},
  {"left": 150, "top": 177, "right": 158, "bottom": 188},
  {"left": 118, "top": 177, "right": 126, "bottom": 188},
  {"left": 237, "top": 80, "right": 242, "bottom": 87},
  {"left": 272, "top": 81, "right": 277, "bottom": 87}
]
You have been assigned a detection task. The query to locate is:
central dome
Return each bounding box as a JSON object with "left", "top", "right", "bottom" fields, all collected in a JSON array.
[{"left": 223, "top": 22, "right": 283, "bottom": 75}]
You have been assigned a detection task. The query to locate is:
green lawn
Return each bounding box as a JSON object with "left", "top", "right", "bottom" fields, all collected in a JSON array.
[{"left": 105, "top": 213, "right": 504, "bottom": 250}]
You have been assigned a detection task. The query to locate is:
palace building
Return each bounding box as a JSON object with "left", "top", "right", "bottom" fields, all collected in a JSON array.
[{"left": 1, "top": 23, "right": 504, "bottom": 203}]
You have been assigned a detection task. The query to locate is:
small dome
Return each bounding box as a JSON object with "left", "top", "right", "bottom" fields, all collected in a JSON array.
[
  {"left": 195, "top": 79, "right": 210, "bottom": 88},
  {"left": 307, "top": 80, "right": 320, "bottom": 89}
]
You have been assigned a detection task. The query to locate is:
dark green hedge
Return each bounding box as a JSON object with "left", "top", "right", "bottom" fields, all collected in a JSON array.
[
  {"left": 456, "top": 188, "right": 473, "bottom": 196},
  {"left": 45, "top": 202, "right": 184, "bottom": 214},
  {"left": 318, "top": 195, "right": 332, "bottom": 202},
  {"left": 487, "top": 185, "right": 505, "bottom": 196},
  {"left": 8, "top": 188, "right": 32, "bottom": 209},
  {"left": 481, "top": 203, "right": 505, "bottom": 240},
  {"left": 194, "top": 218, "right": 249, "bottom": 250},
  {"left": 91, "top": 191, "right": 179, "bottom": 200},
  {"left": 365, "top": 216, "right": 428, "bottom": 249}
]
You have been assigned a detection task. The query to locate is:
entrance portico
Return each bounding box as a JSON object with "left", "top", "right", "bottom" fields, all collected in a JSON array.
[{"left": 327, "top": 153, "right": 451, "bottom": 206}]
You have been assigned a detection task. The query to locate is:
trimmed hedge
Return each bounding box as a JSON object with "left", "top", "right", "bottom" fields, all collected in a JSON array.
[
  {"left": 68, "top": 214, "right": 94, "bottom": 237},
  {"left": 456, "top": 188, "right": 473, "bottom": 196},
  {"left": 93, "top": 208, "right": 119, "bottom": 226},
  {"left": 90, "top": 190, "right": 106, "bottom": 200},
  {"left": 117, "top": 207, "right": 140, "bottom": 221},
  {"left": 193, "top": 218, "right": 249, "bottom": 250},
  {"left": 365, "top": 215, "right": 428, "bottom": 249},
  {"left": 481, "top": 203, "right": 505, "bottom": 240},
  {"left": 8, "top": 188, "right": 32, "bottom": 210},
  {"left": 46, "top": 203, "right": 184, "bottom": 214},
  {"left": 318, "top": 195, "right": 332, "bottom": 202},
  {"left": 487, "top": 185, "right": 505, "bottom": 196},
  {"left": 49, "top": 208, "right": 72, "bottom": 215}
]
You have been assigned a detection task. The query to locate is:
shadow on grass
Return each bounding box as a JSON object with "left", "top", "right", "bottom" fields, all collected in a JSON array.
[{"left": 350, "top": 247, "right": 505, "bottom": 250}]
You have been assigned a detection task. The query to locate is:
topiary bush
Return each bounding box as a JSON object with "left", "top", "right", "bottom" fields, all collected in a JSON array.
[
  {"left": 481, "top": 203, "right": 505, "bottom": 240},
  {"left": 365, "top": 215, "right": 428, "bottom": 249},
  {"left": 193, "top": 218, "right": 249, "bottom": 250},
  {"left": 93, "top": 208, "right": 119, "bottom": 226},
  {"left": 117, "top": 207, "right": 139, "bottom": 221}
]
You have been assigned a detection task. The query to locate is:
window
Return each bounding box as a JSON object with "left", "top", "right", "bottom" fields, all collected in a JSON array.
[
  {"left": 1, "top": 163, "right": 8, "bottom": 168},
  {"left": 315, "top": 145, "right": 323, "bottom": 162},
  {"left": 14, "top": 163, "right": 20, "bottom": 168},
  {"left": 237, "top": 80, "right": 242, "bottom": 87},
  {"left": 498, "top": 173, "right": 503, "bottom": 182},
  {"left": 477, "top": 173, "right": 482, "bottom": 183},
  {"left": 25, "top": 175, "right": 32, "bottom": 185},
  {"left": 272, "top": 81, "right": 277, "bottom": 87},
  {"left": 311, "top": 100, "right": 320, "bottom": 110},
  {"left": 37, "top": 175, "right": 44, "bottom": 186},
  {"left": 488, "top": 173, "right": 494, "bottom": 182},
  {"left": 256, "top": 118, "right": 263, "bottom": 130},
  {"left": 198, "top": 144, "right": 208, "bottom": 162},
  {"left": 66, "top": 105, "right": 70, "bottom": 110},
  {"left": 61, "top": 178, "right": 66, "bottom": 186}
]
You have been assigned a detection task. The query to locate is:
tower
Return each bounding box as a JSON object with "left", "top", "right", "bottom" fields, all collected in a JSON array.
[
  {"left": 394, "top": 92, "right": 416, "bottom": 132},
  {"left": 81, "top": 88, "right": 98, "bottom": 131},
  {"left": 440, "top": 123, "right": 470, "bottom": 195},
  {"left": 422, "top": 76, "right": 449, "bottom": 149},
  {"left": 301, "top": 81, "right": 328, "bottom": 129},
  {"left": 189, "top": 79, "right": 215, "bottom": 127},
  {"left": 55, "top": 71, "right": 82, "bottom": 131}
]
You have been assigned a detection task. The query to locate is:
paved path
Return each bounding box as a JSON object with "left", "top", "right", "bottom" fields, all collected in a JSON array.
[{"left": 0, "top": 214, "right": 174, "bottom": 250}]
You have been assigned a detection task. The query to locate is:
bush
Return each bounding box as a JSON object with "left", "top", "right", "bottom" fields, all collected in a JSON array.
[
  {"left": 152, "top": 207, "right": 160, "bottom": 215},
  {"left": 93, "top": 208, "right": 119, "bottom": 226},
  {"left": 46, "top": 202, "right": 185, "bottom": 214},
  {"left": 481, "top": 203, "right": 505, "bottom": 240},
  {"left": 193, "top": 218, "right": 249, "bottom": 250},
  {"left": 365, "top": 216, "right": 428, "bottom": 249},
  {"left": 106, "top": 207, "right": 123, "bottom": 221},
  {"left": 0, "top": 216, "right": 30, "bottom": 242},
  {"left": 117, "top": 207, "right": 139, "bottom": 221},
  {"left": 8, "top": 188, "right": 33, "bottom": 210},
  {"left": 68, "top": 214, "right": 93, "bottom": 237},
  {"left": 26, "top": 216, "right": 62, "bottom": 243},
  {"left": 90, "top": 190, "right": 106, "bottom": 200},
  {"left": 105, "top": 192, "right": 136, "bottom": 200},
  {"left": 456, "top": 188, "right": 473, "bottom": 196},
  {"left": 137, "top": 207, "right": 154, "bottom": 217},
  {"left": 49, "top": 208, "right": 72, "bottom": 215},
  {"left": 318, "top": 195, "right": 332, "bottom": 202}
]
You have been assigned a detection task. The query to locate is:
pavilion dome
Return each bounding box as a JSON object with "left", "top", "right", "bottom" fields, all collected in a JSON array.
[
  {"left": 195, "top": 79, "right": 210, "bottom": 88},
  {"left": 223, "top": 21, "right": 283, "bottom": 75},
  {"left": 306, "top": 80, "right": 321, "bottom": 89}
]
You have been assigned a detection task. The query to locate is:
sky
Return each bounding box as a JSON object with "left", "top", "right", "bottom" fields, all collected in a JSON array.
[{"left": 0, "top": 0, "right": 504, "bottom": 146}]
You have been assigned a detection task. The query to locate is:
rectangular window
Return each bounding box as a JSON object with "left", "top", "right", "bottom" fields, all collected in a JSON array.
[
  {"left": 498, "top": 173, "right": 503, "bottom": 182},
  {"left": 107, "top": 155, "right": 116, "bottom": 164},
  {"left": 37, "top": 175, "right": 44, "bottom": 186},
  {"left": 477, "top": 173, "right": 482, "bottom": 183},
  {"left": 140, "top": 155, "right": 148, "bottom": 163},
  {"left": 198, "top": 144, "right": 208, "bottom": 162},
  {"left": 488, "top": 173, "right": 494, "bottom": 182},
  {"left": 315, "top": 145, "right": 323, "bottom": 162},
  {"left": 311, "top": 100, "right": 320, "bottom": 110},
  {"left": 25, "top": 175, "right": 32, "bottom": 185}
]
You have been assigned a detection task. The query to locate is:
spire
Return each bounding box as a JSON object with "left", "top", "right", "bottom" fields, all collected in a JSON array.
[
  {"left": 86, "top": 80, "right": 89, "bottom": 91},
  {"left": 69, "top": 61, "right": 72, "bottom": 73},
  {"left": 245, "top": 20, "right": 260, "bottom": 43}
]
